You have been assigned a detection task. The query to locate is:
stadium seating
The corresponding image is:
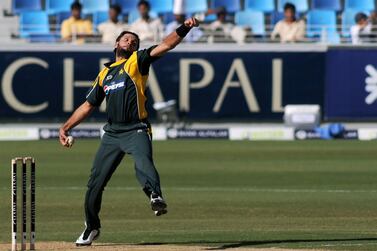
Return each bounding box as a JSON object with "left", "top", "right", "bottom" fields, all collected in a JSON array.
[
  {"left": 184, "top": 0, "right": 207, "bottom": 14},
  {"left": 161, "top": 12, "right": 175, "bottom": 24},
  {"left": 341, "top": 9, "right": 370, "bottom": 36},
  {"left": 235, "top": 10, "right": 265, "bottom": 35},
  {"left": 271, "top": 11, "right": 300, "bottom": 25},
  {"left": 204, "top": 14, "right": 217, "bottom": 22},
  {"left": 306, "top": 10, "right": 337, "bottom": 38},
  {"left": 278, "top": 0, "right": 309, "bottom": 12},
  {"left": 150, "top": 0, "right": 173, "bottom": 13},
  {"left": 82, "top": 0, "right": 109, "bottom": 13},
  {"left": 13, "top": 0, "right": 42, "bottom": 13},
  {"left": 311, "top": 0, "right": 341, "bottom": 11},
  {"left": 112, "top": 0, "right": 139, "bottom": 14},
  {"left": 245, "top": 0, "right": 275, "bottom": 13},
  {"left": 45, "top": 0, "right": 71, "bottom": 14},
  {"left": 93, "top": 11, "right": 109, "bottom": 27},
  {"left": 128, "top": 10, "right": 158, "bottom": 24},
  {"left": 344, "top": 0, "right": 375, "bottom": 11},
  {"left": 211, "top": 0, "right": 241, "bottom": 13},
  {"left": 20, "top": 11, "right": 49, "bottom": 37},
  {"left": 55, "top": 11, "right": 71, "bottom": 24}
]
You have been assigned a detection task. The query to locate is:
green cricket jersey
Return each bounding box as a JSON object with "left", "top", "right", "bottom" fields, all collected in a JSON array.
[{"left": 86, "top": 45, "right": 159, "bottom": 132}]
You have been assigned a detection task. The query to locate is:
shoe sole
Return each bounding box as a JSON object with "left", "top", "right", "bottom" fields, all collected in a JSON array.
[
  {"left": 75, "top": 231, "right": 100, "bottom": 247},
  {"left": 151, "top": 200, "right": 167, "bottom": 211},
  {"left": 155, "top": 209, "right": 168, "bottom": 216}
]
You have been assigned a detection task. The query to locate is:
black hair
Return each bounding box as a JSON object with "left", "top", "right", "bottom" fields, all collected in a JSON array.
[
  {"left": 355, "top": 12, "right": 368, "bottom": 23},
  {"left": 217, "top": 6, "right": 227, "bottom": 17},
  {"left": 137, "top": 0, "right": 150, "bottom": 9},
  {"left": 110, "top": 4, "right": 122, "bottom": 14},
  {"left": 284, "top": 3, "right": 296, "bottom": 13},
  {"left": 70, "top": 1, "right": 82, "bottom": 10},
  {"left": 113, "top": 31, "right": 140, "bottom": 54}
]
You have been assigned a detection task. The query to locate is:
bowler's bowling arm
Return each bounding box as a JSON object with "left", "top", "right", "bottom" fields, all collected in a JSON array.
[
  {"left": 150, "top": 17, "right": 199, "bottom": 57},
  {"left": 59, "top": 101, "right": 95, "bottom": 146}
]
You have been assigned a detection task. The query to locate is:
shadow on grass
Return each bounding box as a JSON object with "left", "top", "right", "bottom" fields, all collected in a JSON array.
[{"left": 128, "top": 237, "right": 377, "bottom": 250}]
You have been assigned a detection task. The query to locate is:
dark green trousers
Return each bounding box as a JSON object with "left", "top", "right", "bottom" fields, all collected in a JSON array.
[{"left": 84, "top": 128, "right": 162, "bottom": 230}]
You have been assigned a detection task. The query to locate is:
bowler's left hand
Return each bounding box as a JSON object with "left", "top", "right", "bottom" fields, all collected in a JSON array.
[{"left": 184, "top": 18, "right": 199, "bottom": 28}]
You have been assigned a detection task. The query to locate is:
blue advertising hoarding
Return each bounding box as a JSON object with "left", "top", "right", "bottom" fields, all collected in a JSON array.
[
  {"left": 325, "top": 48, "right": 377, "bottom": 119},
  {"left": 0, "top": 50, "right": 325, "bottom": 121}
]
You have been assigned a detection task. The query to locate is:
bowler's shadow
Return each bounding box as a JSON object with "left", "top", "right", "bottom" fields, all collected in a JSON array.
[
  {"left": 136, "top": 237, "right": 377, "bottom": 250},
  {"left": 207, "top": 237, "right": 377, "bottom": 250}
]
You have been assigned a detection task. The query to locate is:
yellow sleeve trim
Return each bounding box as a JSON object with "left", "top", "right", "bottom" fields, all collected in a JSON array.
[{"left": 97, "top": 67, "right": 109, "bottom": 87}]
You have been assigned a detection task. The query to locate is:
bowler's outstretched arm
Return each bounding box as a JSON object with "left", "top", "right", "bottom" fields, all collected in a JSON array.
[{"left": 150, "top": 17, "right": 199, "bottom": 57}]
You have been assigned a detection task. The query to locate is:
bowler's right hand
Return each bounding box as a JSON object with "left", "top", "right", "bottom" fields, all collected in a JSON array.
[{"left": 59, "top": 128, "right": 69, "bottom": 147}]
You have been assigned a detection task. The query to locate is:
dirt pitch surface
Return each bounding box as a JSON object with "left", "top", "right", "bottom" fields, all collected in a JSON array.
[{"left": 0, "top": 242, "right": 329, "bottom": 251}]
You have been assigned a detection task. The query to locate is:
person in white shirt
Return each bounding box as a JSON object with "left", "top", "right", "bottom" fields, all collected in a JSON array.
[
  {"left": 130, "top": 0, "right": 163, "bottom": 42},
  {"left": 271, "top": 3, "right": 305, "bottom": 43},
  {"left": 208, "top": 7, "right": 246, "bottom": 43},
  {"left": 98, "top": 4, "right": 127, "bottom": 44},
  {"left": 165, "top": 13, "right": 203, "bottom": 42},
  {"left": 351, "top": 12, "right": 372, "bottom": 44},
  {"left": 210, "top": 7, "right": 234, "bottom": 37}
]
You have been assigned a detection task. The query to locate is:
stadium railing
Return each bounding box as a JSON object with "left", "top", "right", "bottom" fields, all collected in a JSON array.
[{"left": 9, "top": 23, "right": 377, "bottom": 45}]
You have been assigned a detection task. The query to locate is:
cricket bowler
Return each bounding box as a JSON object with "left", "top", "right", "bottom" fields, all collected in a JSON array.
[{"left": 59, "top": 17, "right": 199, "bottom": 246}]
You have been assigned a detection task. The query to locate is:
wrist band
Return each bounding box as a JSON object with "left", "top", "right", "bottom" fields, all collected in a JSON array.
[{"left": 176, "top": 24, "right": 192, "bottom": 37}]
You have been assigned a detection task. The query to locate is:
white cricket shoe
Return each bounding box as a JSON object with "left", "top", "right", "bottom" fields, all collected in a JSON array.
[
  {"left": 75, "top": 224, "right": 100, "bottom": 246},
  {"left": 150, "top": 193, "right": 168, "bottom": 216}
]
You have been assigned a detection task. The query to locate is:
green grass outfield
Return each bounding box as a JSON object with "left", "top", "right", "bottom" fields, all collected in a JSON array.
[{"left": 1, "top": 140, "right": 377, "bottom": 250}]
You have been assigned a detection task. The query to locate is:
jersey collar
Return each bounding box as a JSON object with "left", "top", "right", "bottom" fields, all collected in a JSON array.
[{"left": 104, "top": 58, "right": 127, "bottom": 68}]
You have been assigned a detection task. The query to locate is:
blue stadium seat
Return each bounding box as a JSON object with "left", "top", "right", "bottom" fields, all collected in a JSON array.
[
  {"left": 271, "top": 11, "right": 299, "bottom": 25},
  {"left": 112, "top": 0, "right": 139, "bottom": 14},
  {"left": 184, "top": 0, "right": 207, "bottom": 14},
  {"left": 161, "top": 12, "right": 175, "bottom": 24},
  {"left": 82, "top": 0, "right": 109, "bottom": 13},
  {"left": 211, "top": 0, "right": 241, "bottom": 13},
  {"left": 13, "top": 0, "right": 42, "bottom": 14},
  {"left": 235, "top": 10, "right": 265, "bottom": 35},
  {"left": 306, "top": 10, "right": 337, "bottom": 37},
  {"left": 278, "top": 0, "right": 308, "bottom": 12},
  {"left": 341, "top": 9, "right": 369, "bottom": 36},
  {"left": 46, "top": 0, "right": 71, "bottom": 14},
  {"left": 20, "top": 11, "right": 49, "bottom": 38},
  {"left": 204, "top": 14, "right": 217, "bottom": 22},
  {"left": 245, "top": 0, "right": 275, "bottom": 12},
  {"left": 55, "top": 11, "right": 71, "bottom": 24},
  {"left": 128, "top": 10, "right": 158, "bottom": 24},
  {"left": 271, "top": 12, "right": 284, "bottom": 25},
  {"left": 345, "top": 0, "right": 375, "bottom": 11},
  {"left": 312, "top": 0, "right": 341, "bottom": 11},
  {"left": 150, "top": 0, "right": 173, "bottom": 13},
  {"left": 93, "top": 11, "right": 109, "bottom": 26}
]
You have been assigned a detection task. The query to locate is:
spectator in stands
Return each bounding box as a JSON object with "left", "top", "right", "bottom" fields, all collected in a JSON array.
[
  {"left": 369, "top": 11, "right": 377, "bottom": 42},
  {"left": 130, "top": 0, "right": 163, "bottom": 42},
  {"left": 165, "top": 11, "right": 203, "bottom": 42},
  {"left": 209, "top": 7, "right": 246, "bottom": 43},
  {"left": 98, "top": 4, "right": 126, "bottom": 44},
  {"left": 271, "top": 3, "right": 305, "bottom": 43},
  {"left": 61, "top": 1, "right": 93, "bottom": 43},
  {"left": 351, "top": 12, "right": 372, "bottom": 44}
]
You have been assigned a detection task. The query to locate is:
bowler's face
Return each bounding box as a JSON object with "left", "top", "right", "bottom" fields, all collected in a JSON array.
[{"left": 116, "top": 33, "right": 138, "bottom": 52}]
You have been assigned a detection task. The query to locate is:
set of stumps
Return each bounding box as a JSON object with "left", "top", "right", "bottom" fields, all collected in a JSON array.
[{"left": 11, "top": 157, "right": 36, "bottom": 251}]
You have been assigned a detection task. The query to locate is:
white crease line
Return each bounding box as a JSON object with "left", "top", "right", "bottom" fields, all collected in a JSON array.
[
  {"left": 1, "top": 186, "right": 377, "bottom": 193},
  {"left": 320, "top": 242, "right": 377, "bottom": 247}
]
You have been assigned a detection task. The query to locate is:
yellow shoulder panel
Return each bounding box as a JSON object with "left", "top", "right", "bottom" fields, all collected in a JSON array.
[
  {"left": 123, "top": 51, "right": 149, "bottom": 120},
  {"left": 97, "top": 67, "right": 109, "bottom": 87}
]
